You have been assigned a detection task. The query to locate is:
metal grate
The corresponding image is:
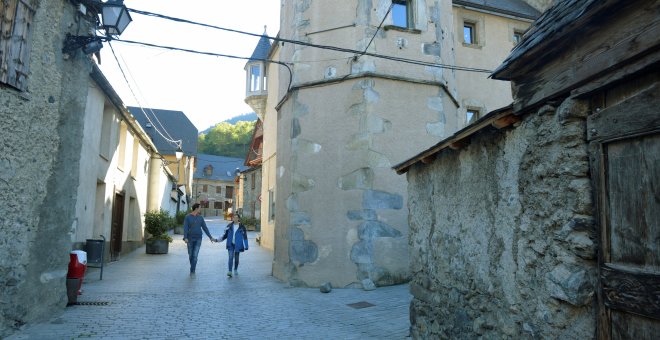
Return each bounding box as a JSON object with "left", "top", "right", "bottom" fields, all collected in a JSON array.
[
  {"left": 68, "top": 301, "right": 111, "bottom": 306},
  {"left": 347, "top": 301, "right": 375, "bottom": 309}
]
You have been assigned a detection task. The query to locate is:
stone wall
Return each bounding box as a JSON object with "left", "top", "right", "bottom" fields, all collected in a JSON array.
[
  {"left": 407, "top": 98, "right": 598, "bottom": 338},
  {"left": 0, "top": 1, "right": 92, "bottom": 336},
  {"left": 272, "top": 0, "right": 458, "bottom": 289}
]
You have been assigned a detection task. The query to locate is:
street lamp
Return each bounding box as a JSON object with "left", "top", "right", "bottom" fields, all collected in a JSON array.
[
  {"left": 101, "top": 0, "right": 133, "bottom": 36},
  {"left": 63, "top": 0, "right": 133, "bottom": 55}
]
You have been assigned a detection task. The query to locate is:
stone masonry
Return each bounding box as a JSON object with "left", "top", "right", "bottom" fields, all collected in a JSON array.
[
  {"left": 406, "top": 98, "right": 598, "bottom": 338},
  {"left": 1, "top": 1, "right": 93, "bottom": 337},
  {"left": 272, "top": 0, "right": 458, "bottom": 289}
]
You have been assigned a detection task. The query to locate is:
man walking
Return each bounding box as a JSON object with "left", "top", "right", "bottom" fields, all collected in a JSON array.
[{"left": 183, "top": 203, "right": 214, "bottom": 275}]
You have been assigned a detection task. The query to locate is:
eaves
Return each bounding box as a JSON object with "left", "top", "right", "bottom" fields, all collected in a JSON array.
[{"left": 393, "top": 104, "right": 519, "bottom": 174}]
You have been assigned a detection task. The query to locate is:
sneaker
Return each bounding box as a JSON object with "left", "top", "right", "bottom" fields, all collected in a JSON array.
[
  {"left": 234, "top": 270, "right": 238, "bottom": 276},
  {"left": 227, "top": 271, "right": 232, "bottom": 277}
]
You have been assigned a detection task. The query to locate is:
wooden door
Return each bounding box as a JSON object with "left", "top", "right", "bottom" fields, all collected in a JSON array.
[
  {"left": 110, "top": 192, "right": 125, "bottom": 261},
  {"left": 588, "top": 83, "right": 660, "bottom": 339}
]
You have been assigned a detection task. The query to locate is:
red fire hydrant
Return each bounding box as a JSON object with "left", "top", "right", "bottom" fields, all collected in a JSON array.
[{"left": 67, "top": 250, "right": 87, "bottom": 301}]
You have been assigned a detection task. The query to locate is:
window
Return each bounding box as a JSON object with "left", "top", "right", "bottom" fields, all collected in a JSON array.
[
  {"left": 201, "top": 201, "right": 209, "bottom": 208},
  {"left": 249, "top": 65, "right": 261, "bottom": 92},
  {"left": 226, "top": 186, "right": 234, "bottom": 199},
  {"left": 216, "top": 186, "right": 221, "bottom": 194},
  {"left": 214, "top": 201, "right": 223, "bottom": 209},
  {"left": 463, "top": 22, "right": 476, "bottom": 45},
  {"left": 392, "top": 0, "right": 411, "bottom": 28},
  {"left": 268, "top": 189, "right": 275, "bottom": 221},
  {"left": 513, "top": 31, "right": 523, "bottom": 45},
  {"left": 466, "top": 109, "right": 479, "bottom": 124},
  {"left": 0, "top": 0, "right": 36, "bottom": 91},
  {"left": 203, "top": 165, "right": 213, "bottom": 176},
  {"left": 202, "top": 184, "right": 208, "bottom": 192}
]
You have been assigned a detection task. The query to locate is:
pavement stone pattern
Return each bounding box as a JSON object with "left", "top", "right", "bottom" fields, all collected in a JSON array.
[{"left": 8, "top": 218, "right": 411, "bottom": 339}]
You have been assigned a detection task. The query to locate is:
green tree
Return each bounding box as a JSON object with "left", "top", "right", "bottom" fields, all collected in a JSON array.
[{"left": 198, "top": 121, "right": 255, "bottom": 157}]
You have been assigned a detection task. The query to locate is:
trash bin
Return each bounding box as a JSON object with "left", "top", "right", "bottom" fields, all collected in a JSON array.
[
  {"left": 85, "top": 237, "right": 105, "bottom": 280},
  {"left": 67, "top": 250, "right": 87, "bottom": 297}
]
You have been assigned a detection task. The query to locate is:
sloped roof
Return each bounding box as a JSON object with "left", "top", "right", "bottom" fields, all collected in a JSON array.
[
  {"left": 454, "top": 0, "right": 540, "bottom": 20},
  {"left": 194, "top": 154, "right": 249, "bottom": 181},
  {"left": 245, "top": 28, "right": 272, "bottom": 67},
  {"left": 492, "top": 0, "right": 602, "bottom": 79},
  {"left": 129, "top": 107, "right": 198, "bottom": 156}
]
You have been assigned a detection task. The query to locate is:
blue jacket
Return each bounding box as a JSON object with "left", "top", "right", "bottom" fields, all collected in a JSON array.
[
  {"left": 183, "top": 214, "right": 212, "bottom": 241},
  {"left": 221, "top": 223, "right": 248, "bottom": 252}
]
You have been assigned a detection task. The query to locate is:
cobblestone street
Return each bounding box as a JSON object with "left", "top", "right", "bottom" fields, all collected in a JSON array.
[{"left": 8, "top": 218, "right": 411, "bottom": 339}]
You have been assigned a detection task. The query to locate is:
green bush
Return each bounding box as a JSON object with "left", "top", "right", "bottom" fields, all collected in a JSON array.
[
  {"left": 241, "top": 216, "right": 260, "bottom": 231},
  {"left": 175, "top": 210, "right": 187, "bottom": 226},
  {"left": 144, "top": 210, "right": 173, "bottom": 242}
]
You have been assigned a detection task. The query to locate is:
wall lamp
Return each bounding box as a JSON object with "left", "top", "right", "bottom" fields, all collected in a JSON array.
[{"left": 63, "top": 0, "right": 133, "bottom": 55}]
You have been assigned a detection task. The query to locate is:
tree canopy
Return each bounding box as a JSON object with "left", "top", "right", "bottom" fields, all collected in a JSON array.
[{"left": 197, "top": 121, "right": 255, "bottom": 158}]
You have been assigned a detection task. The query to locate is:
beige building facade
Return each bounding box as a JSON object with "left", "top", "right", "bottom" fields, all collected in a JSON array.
[
  {"left": 73, "top": 66, "right": 168, "bottom": 261},
  {"left": 452, "top": 1, "right": 537, "bottom": 125},
  {"left": 248, "top": 0, "right": 539, "bottom": 288}
]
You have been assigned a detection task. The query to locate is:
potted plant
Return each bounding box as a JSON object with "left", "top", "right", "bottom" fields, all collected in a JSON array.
[
  {"left": 242, "top": 216, "right": 261, "bottom": 232},
  {"left": 173, "top": 210, "right": 187, "bottom": 234},
  {"left": 144, "top": 210, "right": 173, "bottom": 254}
]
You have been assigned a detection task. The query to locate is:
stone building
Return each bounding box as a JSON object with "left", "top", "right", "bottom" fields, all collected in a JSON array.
[
  {"left": 192, "top": 154, "right": 247, "bottom": 218},
  {"left": 452, "top": 0, "right": 538, "bottom": 125},
  {"left": 245, "top": 0, "right": 540, "bottom": 288},
  {"left": 395, "top": 0, "right": 659, "bottom": 338},
  {"left": 0, "top": 0, "right": 134, "bottom": 336}
]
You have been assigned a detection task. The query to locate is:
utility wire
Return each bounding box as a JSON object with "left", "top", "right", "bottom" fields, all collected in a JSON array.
[
  {"left": 113, "top": 38, "right": 294, "bottom": 91},
  {"left": 108, "top": 42, "right": 182, "bottom": 149},
  {"left": 360, "top": 4, "right": 393, "bottom": 57},
  {"left": 113, "top": 46, "right": 177, "bottom": 145},
  {"left": 127, "top": 8, "right": 493, "bottom": 73}
]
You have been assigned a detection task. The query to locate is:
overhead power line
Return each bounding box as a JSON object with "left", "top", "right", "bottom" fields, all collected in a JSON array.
[
  {"left": 113, "top": 38, "right": 294, "bottom": 91},
  {"left": 127, "top": 8, "right": 493, "bottom": 74},
  {"left": 108, "top": 42, "right": 182, "bottom": 149}
]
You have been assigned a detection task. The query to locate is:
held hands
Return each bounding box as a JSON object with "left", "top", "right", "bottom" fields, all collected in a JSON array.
[{"left": 183, "top": 238, "right": 188, "bottom": 244}]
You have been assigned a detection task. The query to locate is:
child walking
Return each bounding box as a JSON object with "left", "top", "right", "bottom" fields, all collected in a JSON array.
[{"left": 216, "top": 214, "right": 248, "bottom": 277}]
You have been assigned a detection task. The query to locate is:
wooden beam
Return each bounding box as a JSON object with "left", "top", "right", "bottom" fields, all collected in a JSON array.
[
  {"left": 513, "top": 1, "right": 660, "bottom": 111},
  {"left": 449, "top": 139, "right": 469, "bottom": 150},
  {"left": 601, "top": 264, "right": 660, "bottom": 320},
  {"left": 587, "top": 84, "right": 659, "bottom": 141},
  {"left": 491, "top": 114, "right": 521, "bottom": 129},
  {"left": 421, "top": 156, "right": 435, "bottom": 164}
]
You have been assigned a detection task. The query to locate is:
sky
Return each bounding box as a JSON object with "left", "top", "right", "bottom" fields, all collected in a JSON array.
[{"left": 98, "top": 1, "right": 281, "bottom": 132}]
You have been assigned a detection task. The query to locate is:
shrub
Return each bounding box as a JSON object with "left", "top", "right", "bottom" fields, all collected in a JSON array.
[
  {"left": 241, "top": 216, "right": 261, "bottom": 231},
  {"left": 144, "top": 210, "right": 173, "bottom": 242},
  {"left": 175, "top": 210, "right": 187, "bottom": 226}
]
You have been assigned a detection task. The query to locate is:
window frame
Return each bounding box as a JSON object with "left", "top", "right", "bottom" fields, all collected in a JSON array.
[
  {"left": 391, "top": 0, "right": 412, "bottom": 29},
  {"left": 463, "top": 21, "right": 477, "bottom": 45},
  {"left": 466, "top": 108, "right": 480, "bottom": 124},
  {"left": 513, "top": 30, "right": 523, "bottom": 45}
]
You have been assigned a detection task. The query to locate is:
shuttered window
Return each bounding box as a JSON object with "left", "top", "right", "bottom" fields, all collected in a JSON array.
[{"left": 0, "top": 0, "right": 36, "bottom": 91}]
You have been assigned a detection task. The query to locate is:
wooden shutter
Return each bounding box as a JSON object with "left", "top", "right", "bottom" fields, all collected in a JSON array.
[{"left": 0, "top": 0, "right": 36, "bottom": 91}]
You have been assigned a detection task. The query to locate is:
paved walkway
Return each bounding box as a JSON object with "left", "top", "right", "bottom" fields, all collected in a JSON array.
[{"left": 8, "top": 218, "right": 411, "bottom": 339}]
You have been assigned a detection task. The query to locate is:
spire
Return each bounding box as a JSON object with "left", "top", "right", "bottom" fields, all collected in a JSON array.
[{"left": 247, "top": 25, "right": 272, "bottom": 62}]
